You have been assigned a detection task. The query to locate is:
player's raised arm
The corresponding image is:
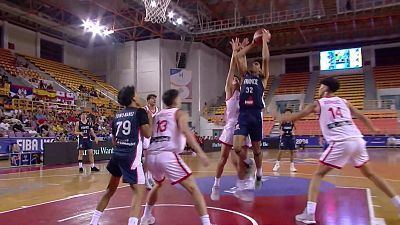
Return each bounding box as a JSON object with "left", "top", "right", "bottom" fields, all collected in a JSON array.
[
  {"left": 235, "top": 38, "right": 256, "bottom": 77},
  {"left": 225, "top": 38, "right": 240, "bottom": 98},
  {"left": 347, "top": 101, "right": 380, "bottom": 133},
  {"left": 261, "top": 30, "right": 271, "bottom": 87},
  {"left": 236, "top": 38, "right": 249, "bottom": 77},
  {"left": 279, "top": 102, "right": 318, "bottom": 122},
  {"left": 177, "top": 110, "right": 209, "bottom": 167}
]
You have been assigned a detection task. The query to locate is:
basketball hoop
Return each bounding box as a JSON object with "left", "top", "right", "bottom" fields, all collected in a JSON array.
[{"left": 143, "top": 0, "right": 172, "bottom": 23}]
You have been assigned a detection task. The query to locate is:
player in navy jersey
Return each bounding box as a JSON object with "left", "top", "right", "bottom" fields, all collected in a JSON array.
[
  {"left": 75, "top": 112, "right": 99, "bottom": 173},
  {"left": 273, "top": 109, "right": 298, "bottom": 172},
  {"left": 232, "top": 29, "right": 271, "bottom": 199},
  {"left": 89, "top": 85, "right": 152, "bottom": 225}
]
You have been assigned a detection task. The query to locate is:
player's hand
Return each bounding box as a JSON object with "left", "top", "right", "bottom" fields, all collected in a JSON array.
[
  {"left": 262, "top": 29, "right": 271, "bottom": 43},
  {"left": 229, "top": 37, "right": 240, "bottom": 52},
  {"left": 94, "top": 138, "right": 99, "bottom": 144},
  {"left": 198, "top": 152, "right": 210, "bottom": 167},
  {"left": 240, "top": 38, "right": 250, "bottom": 49}
]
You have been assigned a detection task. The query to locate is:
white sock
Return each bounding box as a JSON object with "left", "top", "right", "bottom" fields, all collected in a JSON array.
[
  {"left": 200, "top": 214, "right": 211, "bottom": 225},
  {"left": 128, "top": 217, "right": 138, "bottom": 225},
  {"left": 89, "top": 210, "right": 102, "bottom": 225},
  {"left": 290, "top": 162, "right": 295, "bottom": 166},
  {"left": 256, "top": 168, "right": 262, "bottom": 177},
  {"left": 143, "top": 204, "right": 154, "bottom": 218},
  {"left": 213, "top": 177, "right": 220, "bottom": 187},
  {"left": 391, "top": 195, "right": 400, "bottom": 208},
  {"left": 79, "top": 162, "right": 83, "bottom": 168},
  {"left": 91, "top": 163, "right": 95, "bottom": 168},
  {"left": 275, "top": 161, "right": 280, "bottom": 165},
  {"left": 307, "top": 201, "right": 317, "bottom": 214}
]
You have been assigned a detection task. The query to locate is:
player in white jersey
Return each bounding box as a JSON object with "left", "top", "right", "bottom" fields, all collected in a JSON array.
[
  {"left": 143, "top": 94, "right": 159, "bottom": 189},
  {"left": 140, "top": 89, "right": 212, "bottom": 225},
  {"left": 278, "top": 77, "right": 400, "bottom": 224},
  {"left": 211, "top": 38, "right": 251, "bottom": 200}
]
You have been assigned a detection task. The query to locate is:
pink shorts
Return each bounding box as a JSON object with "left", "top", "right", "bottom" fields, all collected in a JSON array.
[
  {"left": 147, "top": 151, "right": 192, "bottom": 185},
  {"left": 320, "top": 138, "right": 369, "bottom": 169}
]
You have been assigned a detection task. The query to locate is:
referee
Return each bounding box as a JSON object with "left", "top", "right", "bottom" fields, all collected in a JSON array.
[{"left": 273, "top": 109, "right": 297, "bottom": 172}]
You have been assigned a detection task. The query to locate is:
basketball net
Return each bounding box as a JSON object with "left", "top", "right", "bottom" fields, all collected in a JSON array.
[{"left": 143, "top": 0, "right": 171, "bottom": 23}]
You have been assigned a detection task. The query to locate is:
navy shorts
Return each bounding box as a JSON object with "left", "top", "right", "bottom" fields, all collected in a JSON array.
[
  {"left": 234, "top": 109, "right": 263, "bottom": 142},
  {"left": 280, "top": 135, "right": 296, "bottom": 150},
  {"left": 106, "top": 151, "right": 145, "bottom": 185},
  {"left": 77, "top": 139, "right": 93, "bottom": 150}
]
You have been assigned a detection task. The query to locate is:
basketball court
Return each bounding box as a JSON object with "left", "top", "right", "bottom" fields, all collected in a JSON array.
[
  {"left": 0, "top": 0, "right": 400, "bottom": 225},
  {"left": 1, "top": 150, "right": 399, "bottom": 225}
]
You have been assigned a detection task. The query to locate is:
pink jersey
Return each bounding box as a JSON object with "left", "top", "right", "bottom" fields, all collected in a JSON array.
[
  {"left": 147, "top": 108, "right": 186, "bottom": 154},
  {"left": 225, "top": 90, "right": 240, "bottom": 125},
  {"left": 318, "top": 96, "right": 363, "bottom": 143}
]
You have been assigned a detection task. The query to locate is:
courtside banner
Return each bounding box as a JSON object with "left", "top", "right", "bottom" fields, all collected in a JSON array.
[{"left": 0, "top": 137, "right": 55, "bottom": 154}]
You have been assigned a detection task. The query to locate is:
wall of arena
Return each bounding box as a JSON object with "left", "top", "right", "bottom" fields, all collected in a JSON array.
[{"left": 1, "top": 21, "right": 89, "bottom": 70}]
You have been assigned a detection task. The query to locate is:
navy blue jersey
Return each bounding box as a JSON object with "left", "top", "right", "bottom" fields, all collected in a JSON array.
[
  {"left": 239, "top": 72, "right": 265, "bottom": 111},
  {"left": 112, "top": 107, "right": 149, "bottom": 153},
  {"left": 281, "top": 122, "right": 294, "bottom": 136},
  {"left": 78, "top": 121, "right": 92, "bottom": 139}
]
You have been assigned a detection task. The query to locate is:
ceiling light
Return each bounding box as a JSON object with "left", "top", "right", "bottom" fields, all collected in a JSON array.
[
  {"left": 177, "top": 17, "right": 183, "bottom": 25},
  {"left": 168, "top": 11, "right": 174, "bottom": 19}
]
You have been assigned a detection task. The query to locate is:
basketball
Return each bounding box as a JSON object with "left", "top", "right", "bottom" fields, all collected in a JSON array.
[{"left": 253, "top": 28, "right": 269, "bottom": 45}]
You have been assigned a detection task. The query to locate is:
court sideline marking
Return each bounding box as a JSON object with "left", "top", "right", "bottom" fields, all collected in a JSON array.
[
  {"left": 0, "top": 185, "right": 129, "bottom": 214},
  {"left": 57, "top": 204, "right": 259, "bottom": 225}
]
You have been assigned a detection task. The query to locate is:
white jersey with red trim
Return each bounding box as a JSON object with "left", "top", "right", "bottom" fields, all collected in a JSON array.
[
  {"left": 147, "top": 108, "right": 186, "bottom": 154},
  {"left": 225, "top": 90, "right": 240, "bottom": 125},
  {"left": 144, "top": 105, "right": 159, "bottom": 117},
  {"left": 318, "top": 96, "right": 363, "bottom": 143}
]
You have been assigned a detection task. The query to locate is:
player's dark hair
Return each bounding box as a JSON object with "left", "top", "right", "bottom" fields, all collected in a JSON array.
[
  {"left": 284, "top": 108, "right": 293, "bottom": 113},
  {"left": 321, "top": 77, "right": 340, "bottom": 93},
  {"left": 118, "top": 85, "right": 135, "bottom": 107},
  {"left": 162, "top": 89, "right": 179, "bottom": 107},
  {"left": 147, "top": 94, "right": 157, "bottom": 101}
]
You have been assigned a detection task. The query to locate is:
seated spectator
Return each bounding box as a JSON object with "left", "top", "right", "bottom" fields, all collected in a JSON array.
[
  {"left": 12, "top": 121, "right": 25, "bottom": 132},
  {"left": 0, "top": 118, "right": 10, "bottom": 131}
]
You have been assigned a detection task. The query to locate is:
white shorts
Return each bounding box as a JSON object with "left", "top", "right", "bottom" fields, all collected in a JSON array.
[
  {"left": 143, "top": 137, "right": 151, "bottom": 150},
  {"left": 319, "top": 138, "right": 369, "bottom": 169},
  {"left": 147, "top": 151, "right": 192, "bottom": 185},
  {"left": 219, "top": 124, "right": 251, "bottom": 147}
]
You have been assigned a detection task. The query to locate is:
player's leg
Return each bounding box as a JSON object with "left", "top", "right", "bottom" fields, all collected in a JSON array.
[
  {"left": 352, "top": 138, "right": 400, "bottom": 212},
  {"left": 289, "top": 137, "right": 297, "bottom": 172},
  {"left": 251, "top": 141, "right": 263, "bottom": 189},
  {"left": 88, "top": 149, "right": 100, "bottom": 172},
  {"left": 90, "top": 157, "right": 122, "bottom": 225},
  {"left": 211, "top": 143, "right": 232, "bottom": 200},
  {"left": 233, "top": 135, "right": 249, "bottom": 179},
  {"left": 295, "top": 164, "right": 333, "bottom": 224},
  {"left": 141, "top": 182, "right": 162, "bottom": 225},
  {"left": 127, "top": 183, "right": 146, "bottom": 225},
  {"left": 180, "top": 176, "right": 212, "bottom": 225},
  {"left": 273, "top": 138, "right": 283, "bottom": 172},
  {"left": 78, "top": 149, "right": 84, "bottom": 173},
  {"left": 141, "top": 154, "right": 164, "bottom": 225},
  {"left": 248, "top": 113, "right": 263, "bottom": 189}
]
